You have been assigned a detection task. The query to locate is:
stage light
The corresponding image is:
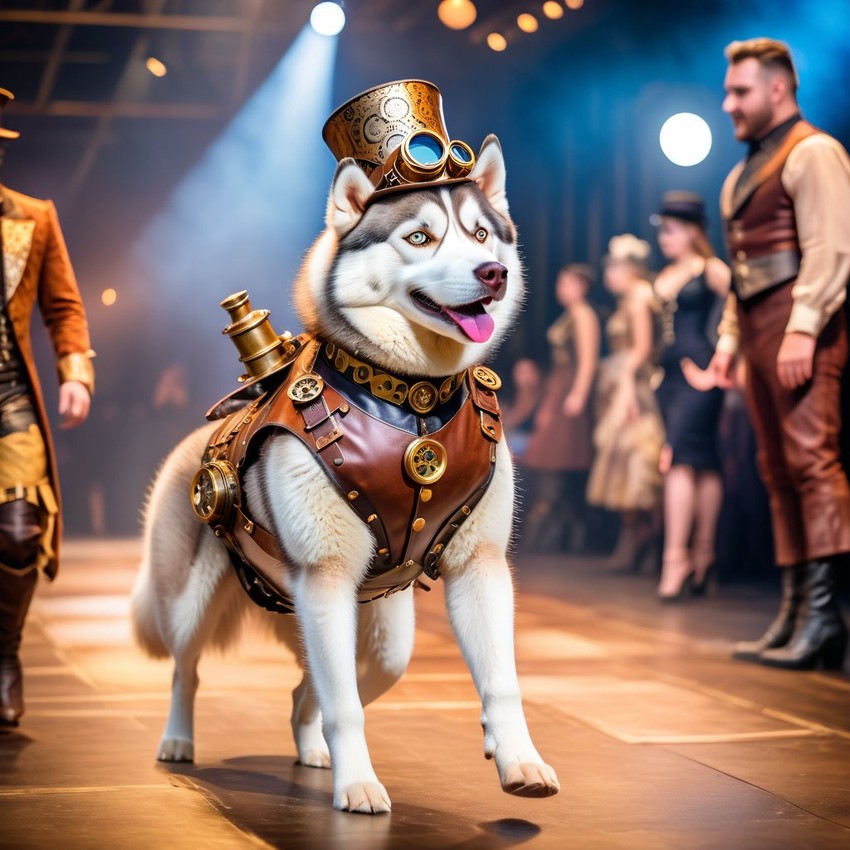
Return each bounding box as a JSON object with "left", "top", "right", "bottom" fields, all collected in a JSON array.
[
  {"left": 438, "top": 0, "right": 477, "bottom": 30},
  {"left": 659, "top": 112, "right": 712, "bottom": 166},
  {"left": 487, "top": 33, "right": 507, "bottom": 52},
  {"left": 135, "top": 26, "right": 339, "bottom": 396},
  {"left": 542, "top": 2, "right": 564, "bottom": 19},
  {"left": 145, "top": 57, "right": 167, "bottom": 77},
  {"left": 517, "top": 13, "right": 539, "bottom": 33},
  {"left": 565, "top": 0, "right": 584, "bottom": 9},
  {"left": 310, "top": 2, "right": 345, "bottom": 36},
  {"left": 101, "top": 288, "right": 117, "bottom": 306}
]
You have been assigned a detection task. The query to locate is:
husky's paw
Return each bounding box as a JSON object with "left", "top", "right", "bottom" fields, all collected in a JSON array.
[
  {"left": 297, "top": 748, "right": 332, "bottom": 770},
  {"left": 157, "top": 738, "right": 195, "bottom": 763},
  {"left": 334, "top": 781, "right": 392, "bottom": 814},
  {"left": 500, "top": 761, "right": 560, "bottom": 798}
]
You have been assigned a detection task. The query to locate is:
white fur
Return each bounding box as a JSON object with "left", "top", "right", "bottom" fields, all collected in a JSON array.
[{"left": 131, "top": 136, "right": 559, "bottom": 813}]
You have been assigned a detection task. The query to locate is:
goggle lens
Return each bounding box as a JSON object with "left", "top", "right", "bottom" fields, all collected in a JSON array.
[
  {"left": 450, "top": 142, "right": 474, "bottom": 166},
  {"left": 407, "top": 132, "right": 445, "bottom": 167}
]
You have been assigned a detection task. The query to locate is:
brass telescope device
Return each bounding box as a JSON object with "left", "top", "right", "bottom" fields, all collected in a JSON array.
[{"left": 220, "top": 290, "right": 295, "bottom": 384}]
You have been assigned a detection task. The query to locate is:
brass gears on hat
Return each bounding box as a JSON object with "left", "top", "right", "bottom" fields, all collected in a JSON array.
[{"left": 404, "top": 437, "right": 448, "bottom": 485}]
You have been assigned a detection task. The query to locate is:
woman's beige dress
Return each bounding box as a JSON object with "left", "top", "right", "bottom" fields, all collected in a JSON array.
[{"left": 586, "top": 284, "right": 665, "bottom": 511}]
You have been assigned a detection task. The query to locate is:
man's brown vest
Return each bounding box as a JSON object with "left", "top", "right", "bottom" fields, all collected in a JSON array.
[
  {"left": 725, "top": 120, "right": 819, "bottom": 301},
  {"left": 192, "top": 336, "right": 503, "bottom": 614}
]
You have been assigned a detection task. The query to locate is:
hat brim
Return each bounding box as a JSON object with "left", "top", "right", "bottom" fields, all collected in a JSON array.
[{"left": 365, "top": 176, "right": 476, "bottom": 207}]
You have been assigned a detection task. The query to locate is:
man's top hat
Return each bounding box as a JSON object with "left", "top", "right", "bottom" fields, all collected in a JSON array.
[
  {"left": 650, "top": 191, "right": 707, "bottom": 227},
  {"left": 322, "top": 80, "right": 476, "bottom": 198},
  {"left": 0, "top": 88, "right": 21, "bottom": 141}
]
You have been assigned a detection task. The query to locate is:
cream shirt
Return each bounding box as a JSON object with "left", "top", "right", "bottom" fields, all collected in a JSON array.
[{"left": 716, "top": 133, "right": 850, "bottom": 355}]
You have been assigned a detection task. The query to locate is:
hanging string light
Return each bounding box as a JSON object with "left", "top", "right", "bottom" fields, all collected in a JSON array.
[
  {"left": 486, "top": 32, "right": 508, "bottom": 51},
  {"left": 517, "top": 13, "right": 539, "bottom": 33},
  {"left": 542, "top": 1, "right": 564, "bottom": 19}
]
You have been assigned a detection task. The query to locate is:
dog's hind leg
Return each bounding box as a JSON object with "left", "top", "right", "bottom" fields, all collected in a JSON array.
[
  {"left": 356, "top": 589, "right": 415, "bottom": 706},
  {"left": 156, "top": 532, "right": 242, "bottom": 763},
  {"left": 290, "top": 670, "right": 331, "bottom": 769}
]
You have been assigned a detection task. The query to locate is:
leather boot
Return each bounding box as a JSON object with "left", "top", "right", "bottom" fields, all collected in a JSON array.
[
  {"left": 758, "top": 560, "right": 848, "bottom": 671},
  {"left": 0, "top": 567, "right": 38, "bottom": 726},
  {"left": 732, "top": 564, "right": 805, "bottom": 662}
]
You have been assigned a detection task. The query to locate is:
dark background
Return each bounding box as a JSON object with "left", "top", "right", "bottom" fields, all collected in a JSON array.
[{"left": 1, "top": 0, "right": 848, "bottom": 539}]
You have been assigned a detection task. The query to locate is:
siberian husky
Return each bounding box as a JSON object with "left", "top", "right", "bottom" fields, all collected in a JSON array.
[{"left": 131, "top": 135, "right": 560, "bottom": 813}]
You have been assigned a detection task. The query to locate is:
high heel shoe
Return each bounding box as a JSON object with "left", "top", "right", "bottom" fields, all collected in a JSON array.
[
  {"left": 691, "top": 562, "right": 716, "bottom": 597},
  {"left": 657, "top": 556, "right": 695, "bottom": 603}
]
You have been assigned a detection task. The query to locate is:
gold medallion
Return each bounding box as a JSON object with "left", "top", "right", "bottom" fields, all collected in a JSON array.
[
  {"left": 404, "top": 438, "right": 448, "bottom": 485},
  {"left": 287, "top": 373, "right": 324, "bottom": 404},
  {"left": 472, "top": 365, "right": 502, "bottom": 391},
  {"left": 408, "top": 381, "right": 438, "bottom": 414}
]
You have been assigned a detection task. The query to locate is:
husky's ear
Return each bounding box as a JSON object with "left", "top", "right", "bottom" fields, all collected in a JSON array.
[
  {"left": 471, "top": 134, "right": 509, "bottom": 217},
  {"left": 327, "top": 158, "right": 375, "bottom": 235}
]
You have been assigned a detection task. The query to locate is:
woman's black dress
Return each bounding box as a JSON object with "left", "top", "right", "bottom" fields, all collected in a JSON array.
[{"left": 656, "top": 274, "right": 723, "bottom": 471}]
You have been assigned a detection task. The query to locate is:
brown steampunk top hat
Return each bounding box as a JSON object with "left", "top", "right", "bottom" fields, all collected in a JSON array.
[
  {"left": 322, "top": 80, "right": 477, "bottom": 198},
  {"left": 0, "top": 88, "right": 21, "bottom": 141}
]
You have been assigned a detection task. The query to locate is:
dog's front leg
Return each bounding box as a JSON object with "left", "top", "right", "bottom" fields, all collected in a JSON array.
[
  {"left": 292, "top": 568, "right": 391, "bottom": 814},
  {"left": 443, "top": 544, "right": 560, "bottom": 798}
]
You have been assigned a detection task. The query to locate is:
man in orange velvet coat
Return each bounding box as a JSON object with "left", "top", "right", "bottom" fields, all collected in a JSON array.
[{"left": 0, "top": 88, "right": 94, "bottom": 726}]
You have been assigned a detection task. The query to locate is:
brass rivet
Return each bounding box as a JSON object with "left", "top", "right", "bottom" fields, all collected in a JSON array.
[
  {"left": 405, "top": 560, "right": 415, "bottom": 567},
  {"left": 412, "top": 518, "right": 426, "bottom": 532},
  {"left": 421, "top": 488, "right": 432, "bottom": 502},
  {"left": 378, "top": 548, "right": 389, "bottom": 555},
  {"left": 461, "top": 505, "right": 471, "bottom": 515},
  {"left": 433, "top": 544, "right": 444, "bottom": 554},
  {"left": 367, "top": 513, "right": 377, "bottom": 523},
  {"left": 333, "top": 457, "right": 343, "bottom": 467},
  {"left": 340, "top": 403, "right": 350, "bottom": 414},
  {"left": 348, "top": 490, "right": 359, "bottom": 501}
]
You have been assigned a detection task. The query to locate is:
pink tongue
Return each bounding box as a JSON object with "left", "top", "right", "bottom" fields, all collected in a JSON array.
[{"left": 443, "top": 307, "right": 495, "bottom": 343}]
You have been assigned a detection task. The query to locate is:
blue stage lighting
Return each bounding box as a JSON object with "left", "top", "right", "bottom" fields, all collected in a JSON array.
[
  {"left": 310, "top": 2, "right": 345, "bottom": 37},
  {"left": 134, "top": 25, "right": 338, "bottom": 397},
  {"left": 659, "top": 112, "right": 712, "bottom": 167}
]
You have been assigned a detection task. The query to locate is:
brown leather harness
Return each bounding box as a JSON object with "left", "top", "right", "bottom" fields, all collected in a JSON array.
[{"left": 194, "top": 335, "right": 503, "bottom": 614}]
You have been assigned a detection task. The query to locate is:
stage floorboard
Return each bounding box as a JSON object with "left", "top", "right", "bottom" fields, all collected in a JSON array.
[{"left": 1, "top": 539, "right": 848, "bottom": 849}]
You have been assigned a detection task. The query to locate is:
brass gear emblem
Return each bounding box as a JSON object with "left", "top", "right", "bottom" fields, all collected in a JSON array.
[
  {"left": 408, "top": 381, "right": 438, "bottom": 414},
  {"left": 190, "top": 460, "right": 240, "bottom": 524},
  {"left": 287, "top": 373, "right": 324, "bottom": 404},
  {"left": 404, "top": 438, "right": 448, "bottom": 485},
  {"left": 472, "top": 365, "right": 502, "bottom": 391}
]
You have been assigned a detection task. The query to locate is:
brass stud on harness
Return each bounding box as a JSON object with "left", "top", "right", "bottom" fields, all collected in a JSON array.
[
  {"left": 472, "top": 365, "right": 502, "bottom": 391},
  {"left": 408, "top": 381, "right": 438, "bottom": 414},
  {"left": 287, "top": 373, "right": 324, "bottom": 404},
  {"left": 412, "top": 518, "right": 426, "bottom": 532}
]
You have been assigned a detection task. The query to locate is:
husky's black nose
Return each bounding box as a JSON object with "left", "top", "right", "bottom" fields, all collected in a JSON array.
[{"left": 475, "top": 262, "right": 508, "bottom": 299}]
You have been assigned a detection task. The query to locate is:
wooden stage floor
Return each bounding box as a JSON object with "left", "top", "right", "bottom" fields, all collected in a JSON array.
[{"left": 1, "top": 539, "right": 848, "bottom": 849}]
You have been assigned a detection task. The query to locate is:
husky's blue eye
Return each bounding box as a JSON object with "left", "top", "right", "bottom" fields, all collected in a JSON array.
[
  {"left": 406, "top": 231, "right": 430, "bottom": 246},
  {"left": 475, "top": 227, "right": 488, "bottom": 242}
]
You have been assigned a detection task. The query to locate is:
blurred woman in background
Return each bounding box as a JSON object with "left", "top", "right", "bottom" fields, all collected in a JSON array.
[
  {"left": 587, "top": 235, "right": 664, "bottom": 569},
  {"left": 652, "top": 192, "right": 731, "bottom": 601},
  {"left": 522, "top": 264, "right": 600, "bottom": 551}
]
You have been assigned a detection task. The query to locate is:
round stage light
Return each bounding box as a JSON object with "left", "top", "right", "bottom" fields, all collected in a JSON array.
[
  {"left": 438, "top": 0, "right": 477, "bottom": 30},
  {"left": 542, "top": 1, "right": 565, "bottom": 19},
  {"left": 101, "top": 288, "right": 117, "bottom": 306},
  {"left": 659, "top": 112, "right": 712, "bottom": 167},
  {"left": 310, "top": 2, "right": 345, "bottom": 36},
  {"left": 487, "top": 32, "right": 507, "bottom": 52},
  {"left": 517, "top": 13, "right": 539, "bottom": 33}
]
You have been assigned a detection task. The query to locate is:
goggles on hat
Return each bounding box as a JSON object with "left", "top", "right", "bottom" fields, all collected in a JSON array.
[{"left": 371, "top": 130, "right": 476, "bottom": 190}]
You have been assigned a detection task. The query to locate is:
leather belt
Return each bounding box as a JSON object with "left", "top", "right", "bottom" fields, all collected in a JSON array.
[{"left": 732, "top": 248, "right": 800, "bottom": 300}]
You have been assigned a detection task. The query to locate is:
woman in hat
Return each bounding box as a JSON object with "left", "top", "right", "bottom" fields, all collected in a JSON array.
[
  {"left": 522, "top": 263, "right": 600, "bottom": 551},
  {"left": 587, "top": 235, "right": 665, "bottom": 569},
  {"left": 652, "top": 192, "right": 730, "bottom": 600}
]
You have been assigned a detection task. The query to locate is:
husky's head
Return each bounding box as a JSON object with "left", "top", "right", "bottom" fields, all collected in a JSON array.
[{"left": 294, "top": 136, "right": 523, "bottom": 377}]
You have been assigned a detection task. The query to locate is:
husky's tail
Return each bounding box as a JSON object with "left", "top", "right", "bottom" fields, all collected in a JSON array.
[{"left": 130, "top": 424, "right": 218, "bottom": 659}]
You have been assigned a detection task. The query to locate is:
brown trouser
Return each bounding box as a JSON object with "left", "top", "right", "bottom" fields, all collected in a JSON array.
[{"left": 738, "top": 283, "right": 850, "bottom": 566}]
